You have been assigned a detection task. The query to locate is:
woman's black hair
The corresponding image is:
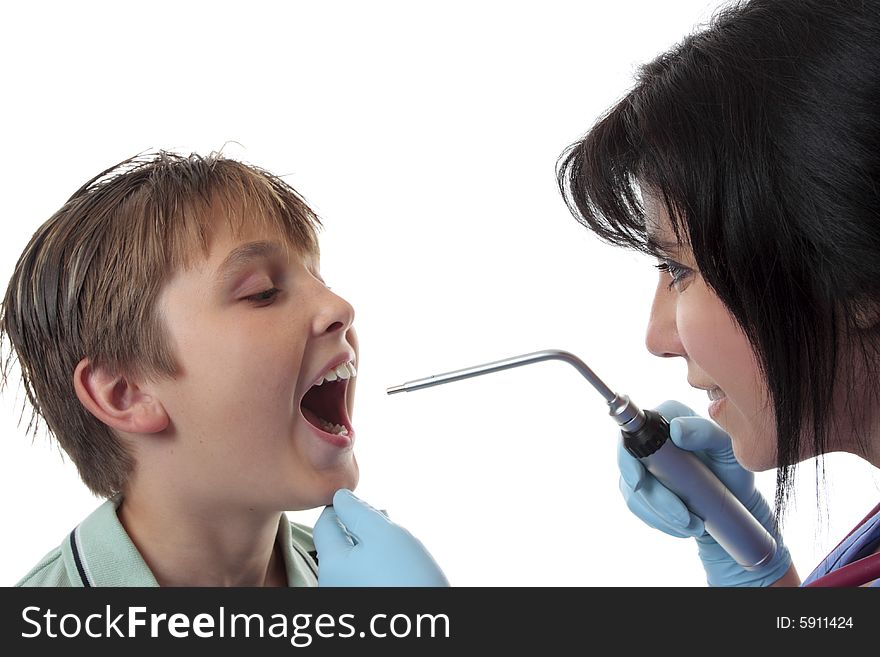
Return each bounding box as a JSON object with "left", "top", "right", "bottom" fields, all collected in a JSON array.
[{"left": 558, "top": 0, "right": 880, "bottom": 516}]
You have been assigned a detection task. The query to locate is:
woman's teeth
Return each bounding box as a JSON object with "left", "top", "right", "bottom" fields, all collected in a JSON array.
[
  {"left": 707, "top": 387, "right": 726, "bottom": 401},
  {"left": 315, "top": 360, "right": 357, "bottom": 385}
]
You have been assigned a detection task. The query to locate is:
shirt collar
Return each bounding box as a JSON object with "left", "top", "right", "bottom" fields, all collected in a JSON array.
[
  {"left": 62, "top": 495, "right": 158, "bottom": 586},
  {"left": 62, "top": 495, "right": 317, "bottom": 587}
]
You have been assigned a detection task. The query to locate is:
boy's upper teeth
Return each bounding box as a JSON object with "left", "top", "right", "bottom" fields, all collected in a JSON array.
[{"left": 316, "top": 360, "right": 357, "bottom": 385}]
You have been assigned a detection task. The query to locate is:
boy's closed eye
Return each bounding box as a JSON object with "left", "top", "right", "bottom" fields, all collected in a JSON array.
[{"left": 244, "top": 287, "right": 281, "bottom": 305}]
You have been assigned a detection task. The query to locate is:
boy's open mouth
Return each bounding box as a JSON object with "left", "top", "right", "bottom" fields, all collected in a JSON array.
[{"left": 300, "top": 360, "right": 356, "bottom": 437}]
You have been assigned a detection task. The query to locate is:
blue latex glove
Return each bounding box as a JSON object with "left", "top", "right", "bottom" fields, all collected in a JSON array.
[
  {"left": 313, "top": 489, "right": 449, "bottom": 587},
  {"left": 618, "top": 400, "right": 792, "bottom": 586}
]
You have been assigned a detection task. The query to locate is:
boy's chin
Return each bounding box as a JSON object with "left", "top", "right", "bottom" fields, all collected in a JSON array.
[{"left": 315, "top": 466, "right": 360, "bottom": 507}]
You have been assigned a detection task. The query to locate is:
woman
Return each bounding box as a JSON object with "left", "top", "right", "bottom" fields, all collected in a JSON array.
[{"left": 557, "top": 0, "right": 880, "bottom": 586}]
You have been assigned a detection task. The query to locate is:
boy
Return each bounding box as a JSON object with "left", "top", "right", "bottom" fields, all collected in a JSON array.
[{"left": 3, "top": 152, "right": 447, "bottom": 586}]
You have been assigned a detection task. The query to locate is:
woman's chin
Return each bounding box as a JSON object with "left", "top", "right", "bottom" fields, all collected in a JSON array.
[{"left": 729, "top": 434, "right": 775, "bottom": 472}]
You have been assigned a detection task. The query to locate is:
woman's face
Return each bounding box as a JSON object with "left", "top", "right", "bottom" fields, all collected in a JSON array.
[{"left": 641, "top": 191, "right": 778, "bottom": 471}]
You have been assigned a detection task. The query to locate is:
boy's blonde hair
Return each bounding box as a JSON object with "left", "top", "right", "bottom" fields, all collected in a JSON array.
[{"left": 0, "top": 152, "right": 321, "bottom": 497}]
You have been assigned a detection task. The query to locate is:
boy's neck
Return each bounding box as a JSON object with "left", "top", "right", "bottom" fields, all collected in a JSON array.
[{"left": 116, "top": 492, "right": 288, "bottom": 587}]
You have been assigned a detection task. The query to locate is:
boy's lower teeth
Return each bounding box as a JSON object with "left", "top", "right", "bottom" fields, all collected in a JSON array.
[{"left": 319, "top": 419, "right": 349, "bottom": 436}]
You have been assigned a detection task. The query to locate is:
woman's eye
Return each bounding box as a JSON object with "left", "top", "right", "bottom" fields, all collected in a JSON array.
[
  {"left": 654, "top": 260, "right": 692, "bottom": 291},
  {"left": 244, "top": 287, "right": 281, "bottom": 304}
]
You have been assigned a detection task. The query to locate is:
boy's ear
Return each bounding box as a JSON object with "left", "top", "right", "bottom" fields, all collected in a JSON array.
[{"left": 73, "top": 358, "right": 169, "bottom": 435}]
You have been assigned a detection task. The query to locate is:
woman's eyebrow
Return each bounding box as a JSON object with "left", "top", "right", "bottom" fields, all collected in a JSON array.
[
  {"left": 645, "top": 234, "right": 680, "bottom": 257},
  {"left": 213, "top": 240, "right": 285, "bottom": 289}
]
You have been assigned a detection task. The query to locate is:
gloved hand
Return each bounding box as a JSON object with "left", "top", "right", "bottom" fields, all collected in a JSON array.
[
  {"left": 313, "top": 488, "right": 449, "bottom": 587},
  {"left": 617, "top": 400, "right": 792, "bottom": 586}
]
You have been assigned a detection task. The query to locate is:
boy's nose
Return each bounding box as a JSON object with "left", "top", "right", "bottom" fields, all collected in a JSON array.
[
  {"left": 645, "top": 279, "right": 685, "bottom": 359},
  {"left": 313, "top": 287, "right": 355, "bottom": 337}
]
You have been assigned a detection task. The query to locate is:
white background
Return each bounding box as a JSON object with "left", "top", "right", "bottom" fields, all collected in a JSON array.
[{"left": 1, "top": 0, "right": 878, "bottom": 587}]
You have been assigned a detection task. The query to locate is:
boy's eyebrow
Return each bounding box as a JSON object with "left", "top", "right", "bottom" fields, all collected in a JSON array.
[{"left": 213, "top": 240, "right": 286, "bottom": 288}]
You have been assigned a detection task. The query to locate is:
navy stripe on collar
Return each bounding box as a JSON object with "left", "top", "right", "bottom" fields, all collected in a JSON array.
[{"left": 69, "top": 529, "right": 92, "bottom": 587}]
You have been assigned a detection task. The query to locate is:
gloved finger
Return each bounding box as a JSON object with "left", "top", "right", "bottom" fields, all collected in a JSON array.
[
  {"left": 618, "top": 440, "right": 647, "bottom": 492},
  {"left": 623, "top": 471, "right": 706, "bottom": 535},
  {"left": 669, "top": 416, "right": 734, "bottom": 454},
  {"left": 329, "top": 488, "right": 394, "bottom": 542},
  {"left": 671, "top": 416, "right": 757, "bottom": 502},
  {"left": 654, "top": 399, "right": 698, "bottom": 421},
  {"left": 621, "top": 481, "right": 705, "bottom": 538},
  {"left": 312, "top": 505, "right": 355, "bottom": 558}
]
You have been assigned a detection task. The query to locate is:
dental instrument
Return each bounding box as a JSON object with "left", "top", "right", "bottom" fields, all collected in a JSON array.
[{"left": 387, "top": 349, "right": 777, "bottom": 570}]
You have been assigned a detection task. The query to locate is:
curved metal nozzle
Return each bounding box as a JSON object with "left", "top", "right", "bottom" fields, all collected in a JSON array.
[
  {"left": 385, "top": 349, "right": 615, "bottom": 400},
  {"left": 386, "top": 348, "right": 648, "bottom": 431}
]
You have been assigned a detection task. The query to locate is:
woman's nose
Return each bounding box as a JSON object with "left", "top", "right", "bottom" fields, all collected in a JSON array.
[{"left": 645, "top": 278, "right": 685, "bottom": 358}]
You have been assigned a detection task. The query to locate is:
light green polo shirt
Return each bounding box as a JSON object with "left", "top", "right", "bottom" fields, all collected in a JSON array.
[{"left": 16, "top": 496, "right": 319, "bottom": 587}]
